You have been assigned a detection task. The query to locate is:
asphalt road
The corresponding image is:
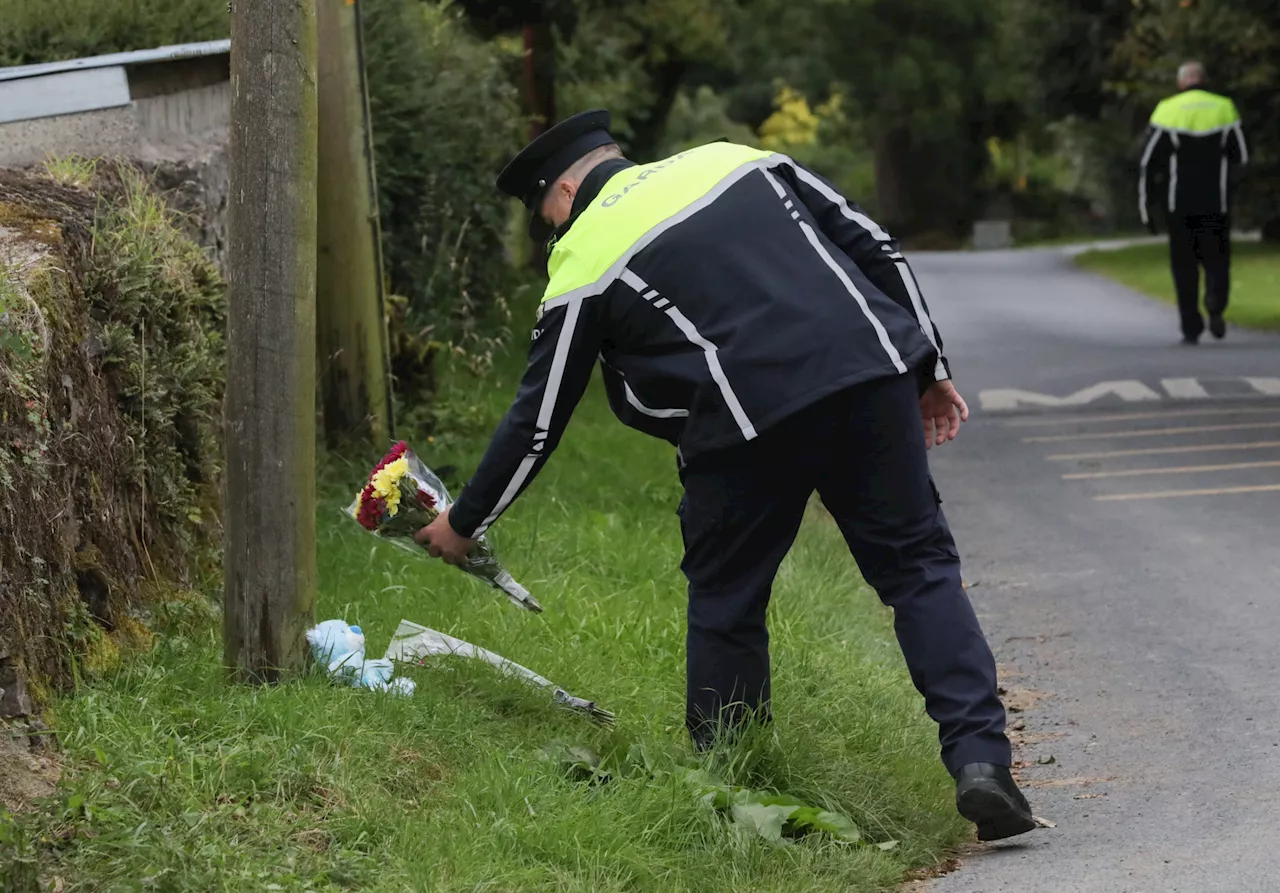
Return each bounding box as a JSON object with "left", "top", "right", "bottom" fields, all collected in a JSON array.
[{"left": 915, "top": 245, "right": 1280, "bottom": 893}]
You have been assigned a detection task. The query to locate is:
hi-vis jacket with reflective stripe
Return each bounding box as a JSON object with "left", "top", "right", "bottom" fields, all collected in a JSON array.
[
  {"left": 448, "top": 142, "right": 947, "bottom": 539},
  {"left": 1139, "top": 88, "right": 1247, "bottom": 225}
]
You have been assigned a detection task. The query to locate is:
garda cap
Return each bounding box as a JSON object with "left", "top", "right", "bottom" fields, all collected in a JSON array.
[{"left": 496, "top": 109, "right": 615, "bottom": 242}]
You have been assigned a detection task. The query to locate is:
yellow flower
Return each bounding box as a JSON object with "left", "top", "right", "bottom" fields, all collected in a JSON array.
[{"left": 371, "top": 457, "right": 409, "bottom": 516}]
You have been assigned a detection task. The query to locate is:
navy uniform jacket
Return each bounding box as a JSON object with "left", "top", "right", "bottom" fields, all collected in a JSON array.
[
  {"left": 1139, "top": 88, "right": 1248, "bottom": 226},
  {"left": 450, "top": 142, "right": 948, "bottom": 539}
]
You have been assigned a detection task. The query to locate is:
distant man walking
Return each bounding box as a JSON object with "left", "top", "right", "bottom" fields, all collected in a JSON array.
[{"left": 1139, "top": 61, "right": 1248, "bottom": 344}]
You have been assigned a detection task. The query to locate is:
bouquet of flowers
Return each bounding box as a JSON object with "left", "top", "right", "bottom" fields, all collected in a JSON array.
[
  {"left": 346, "top": 442, "right": 542, "bottom": 613},
  {"left": 384, "top": 620, "right": 614, "bottom": 725}
]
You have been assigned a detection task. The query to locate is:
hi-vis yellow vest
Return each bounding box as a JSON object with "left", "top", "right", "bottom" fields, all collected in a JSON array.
[
  {"left": 542, "top": 142, "right": 777, "bottom": 307},
  {"left": 1149, "top": 89, "right": 1240, "bottom": 135}
]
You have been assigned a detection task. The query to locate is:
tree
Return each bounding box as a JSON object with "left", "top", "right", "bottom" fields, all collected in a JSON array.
[
  {"left": 774, "top": 0, "right": 1012, "bottom": 238},
  {"left": 316, "top": 0, "right": 394, "bottom": 446},
  {"left": 454, "top": 0, "right": 579, "bottom": 139},
  {"left": 557, "top": 0, "right": 738, "bottom": 159},
  {"left": 224, "top": 0, "right": 319, "bottom": 683}
]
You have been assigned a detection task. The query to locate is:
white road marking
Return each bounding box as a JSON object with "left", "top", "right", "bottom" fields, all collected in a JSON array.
[
  {"left": 1006, "top": 406, "right": 1280, "bottom": 428},
  {"left": 1161, "top": 378, "right": 1210, "bottom": 399},
  {"left": 1095, "top": 484, "right": 1280, "bottom": 502},
  {"left": 1063, "top": 460, "right": 1280, "bottom": 480},
  {"left": 1245, "top": 377, "right": 1280, "bottom": 396},
  {"left": 980, "top": 381, "right": 1161, "bottom": 411},
  {"left": 1024, "top": 421, "right": 1280, "bottom": 444},
  {"left": 980, "top": 377, "right": 1280, "bottom": 411},
  {"left": 1047, "top": 440, "right": 1280, "bottom": 462}
]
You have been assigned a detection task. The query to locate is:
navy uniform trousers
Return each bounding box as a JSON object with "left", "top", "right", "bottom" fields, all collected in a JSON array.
[
  {"left": 677, "top": 371, "right": 1012, "bottom": 776},
  {"left": 1168, "top": 213, "right": 1230, "bottom": 340}
]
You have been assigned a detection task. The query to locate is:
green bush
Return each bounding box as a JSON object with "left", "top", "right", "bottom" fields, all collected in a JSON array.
[
  {"left": 0, "top": 162, "right": 224, "bottom": 704},
  {"left": 362, "top": 0, "right": 526, "bottom": 396},
  {"left": 0, "top": 0, "right": 226, "bottom": 67},
  {"left": 3, "top": 0, "right": 528, "bottom": 402}
]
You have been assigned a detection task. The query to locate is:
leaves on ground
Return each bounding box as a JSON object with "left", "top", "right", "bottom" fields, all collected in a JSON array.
[{"left": 681, "top": 767, "right": 897, "bottom": 848}]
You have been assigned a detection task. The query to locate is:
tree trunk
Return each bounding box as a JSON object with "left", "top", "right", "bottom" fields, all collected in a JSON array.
[
  {"left": 523, "top": 21, "right": 556, "bottom": 139},
  {"left": 316, "top": 0, "right": 393, "bottom": 446},
  {"left": 873, "top": 121, "right": 984, "bottom": 242},
  {"left": 628, "top": 58, "right": 686, "bottom": 161},
  {"left": 225, "top": 0, "right": 319, "bottom": 684},
  {"left": 873, "top": 126, "right": 913, "bottom": 233}
]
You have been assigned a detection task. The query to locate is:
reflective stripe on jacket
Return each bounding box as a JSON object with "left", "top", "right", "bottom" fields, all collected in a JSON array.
[
  {"left": 450, "top": 143, "right": 946, "bottom": 538},
  {"left": 1139, "top": 89, "right": 1247, "bottom": 224}
]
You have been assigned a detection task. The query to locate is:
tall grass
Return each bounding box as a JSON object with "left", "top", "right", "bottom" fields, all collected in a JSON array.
[{"left": 1, "top": 337, "right": 966, "bottom": 891}]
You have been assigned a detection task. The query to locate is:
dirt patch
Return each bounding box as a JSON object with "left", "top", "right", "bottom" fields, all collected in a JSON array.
[
  {"left": 0, "top": 722, "right": 59, "bottom": 813},
  {"left": 999, "top": 684, "right": 1048, "bottom": 715},
  {"left": 900, "top": 847, "right": 984, "bottom": 891},
  {"left": 1025, "top": 775, "right": 1117, "bottom": 790}
]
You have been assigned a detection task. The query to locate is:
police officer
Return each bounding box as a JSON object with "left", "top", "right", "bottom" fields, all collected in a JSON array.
[
  {"left": 1139, "top": 61, "right": 1249, "bottom": 344},
  {"left": 416, "top": 110, "right": 1036, "bottom": 840}
]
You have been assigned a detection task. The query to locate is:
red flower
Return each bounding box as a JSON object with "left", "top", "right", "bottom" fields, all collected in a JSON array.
[
  {"left": 367, "top": 441, "right": 410, "bottom": 484},
  {"left": 356, "top": 483, "right": 387, "bottom": 531},
  {"left": 417, "top": 488, "right": 436, "bottom": 510}
]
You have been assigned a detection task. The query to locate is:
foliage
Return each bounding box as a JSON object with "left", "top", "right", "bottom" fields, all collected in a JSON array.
[
  {"left": 0, "top": 0, "right": 226, "bottom": 67},
  {"left": 1000, "top": 0, "right": 1136, "bottom": 122},
  {"left": 361, "top": 0, "right": 525, "bottom": 395},
  {"left": 556, "top": 0, "right": 742, "bottom": 160},
  {"left": 2, "top": 0, "right": 528, "bottom": 395},
  {"left": 823, "top": 0, "right": 1017, "bottom": 234},
  {"left": 658, "top": 86, "right": 758, "bottom": 156},
  {"left": 748, "top": 86, "right": 877, "bottom": 215},
  {"left": 2, "top": 323, "right": 966, "bottom": 890},
  {"left": 88, "top": 165, "right": 227, "bottom": 555},
  {"left": 0, "top": 164, "right": 224, "bottom": 706}
]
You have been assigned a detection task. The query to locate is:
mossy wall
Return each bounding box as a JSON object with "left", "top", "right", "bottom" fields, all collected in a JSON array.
[{"left": 0, "top": 162, "right": 224, "bottom": 710}]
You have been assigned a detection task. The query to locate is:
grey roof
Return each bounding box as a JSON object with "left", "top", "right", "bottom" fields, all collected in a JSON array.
[{"left": 0, "top": 39, "right": 230, "bottom": 83}]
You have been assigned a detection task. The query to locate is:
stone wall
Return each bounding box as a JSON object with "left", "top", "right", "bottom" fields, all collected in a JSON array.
[{"left": 0, "top": 77, "right": 231, "bottom": 272}]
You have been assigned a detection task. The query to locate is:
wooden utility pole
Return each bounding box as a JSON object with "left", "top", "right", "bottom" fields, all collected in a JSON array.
[
  {"left": 316, "top": 0, "right": 393, "bottom": 445},
  {"left": 225, "top": 0, "right": 319, "bottom": 683}
]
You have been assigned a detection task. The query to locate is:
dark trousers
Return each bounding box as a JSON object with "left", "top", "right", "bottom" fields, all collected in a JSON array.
[
  {"left": 1168, "top": 213, "right": 1231, "bottom": 339},
  {"left": 678, "top": 372, "right": 1011, "bottom": 775}
]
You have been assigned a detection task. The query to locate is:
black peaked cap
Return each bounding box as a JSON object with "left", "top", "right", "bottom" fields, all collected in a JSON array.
[{"left": 496, "top": 109, "right": 615, "bottom": 235}]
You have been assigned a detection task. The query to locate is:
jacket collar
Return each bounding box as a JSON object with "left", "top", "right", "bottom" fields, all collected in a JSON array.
[
  {"left": 564, "top": 158, "right": 636, "bottom": 232},
  {"left": 542, "top": 157, "right": 635, "bottom": 261}
]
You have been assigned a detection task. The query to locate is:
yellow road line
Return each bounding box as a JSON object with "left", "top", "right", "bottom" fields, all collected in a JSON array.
[
  {"left": 1047, "top": 440, "right": 1280, "bottom": 461},
  {"left": 1024, "top": 421, "right": 1280, "bottom": 444},
  {"left": 1005, "top": 406, "right": 1280, "bottom": 428},
  {"left": 1063, "top": 460, "right": 1280, "bottom": 480},
  {"left": 1095, "top": 484, "right": 1280, "bottom": 502}
]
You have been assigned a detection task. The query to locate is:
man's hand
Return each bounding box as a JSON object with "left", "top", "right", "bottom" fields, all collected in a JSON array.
[
  {"left": 919, "top": 379, "right": 969, "bottom": 450},
  {"left": 414, "top": 507, "right": 476, "bottom": 567}
]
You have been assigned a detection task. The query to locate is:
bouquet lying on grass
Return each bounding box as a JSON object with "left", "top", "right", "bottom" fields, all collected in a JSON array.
[
  {"left": 346, "top": 442, "right": 542, "bottom": 613},
  {"left": 385, "top": 620, "right": 614, "bottom": 724}
]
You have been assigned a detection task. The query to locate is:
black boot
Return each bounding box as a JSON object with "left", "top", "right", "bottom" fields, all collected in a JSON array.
[
  {"left": 955, "top": 762, "right": 1037, "bottom": 842},
  {"left": 1209, "top": 313, "right": 1226, "bottom": 340}
]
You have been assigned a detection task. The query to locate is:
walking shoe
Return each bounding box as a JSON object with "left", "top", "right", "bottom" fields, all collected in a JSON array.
[
  {"left": 1209, "top": 313, "right": 1226, "bottom": 339},
  {"left": 955, "top": 762, "right": 1037, "bottom": 842}
]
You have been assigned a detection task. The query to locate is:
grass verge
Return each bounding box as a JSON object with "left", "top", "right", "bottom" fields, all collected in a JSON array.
[
  {"left": 1, "top": 328, "right": 966, "bottom": 892},
  {"left": 1076, "top": 241, "right": 1280, "bottom": 330}
]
